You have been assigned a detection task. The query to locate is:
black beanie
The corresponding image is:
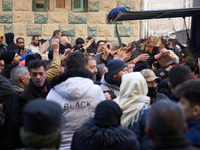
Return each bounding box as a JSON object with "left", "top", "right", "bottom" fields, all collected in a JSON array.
[
  {"left": 1, "top": 50, "right": 16, "bottom": 64},
  {"left": 133, "top": 60, "right": 150, "bottom": 72},
  {"left": 94, "top": 100, "right": 122, "bottom": 127},
  {"left": 23, "top": 99, "right": 64, "bottom": 135},
  {"left": 107, "top": 59, "right": 127, "bottom": 76},
  {"left": 25, "top": 54, "right": 37, "bottom": 67}
]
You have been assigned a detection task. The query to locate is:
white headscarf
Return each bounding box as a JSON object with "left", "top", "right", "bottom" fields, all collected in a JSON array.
[{"left": 114, "top": 72, "right": 150, "bottom": 126}]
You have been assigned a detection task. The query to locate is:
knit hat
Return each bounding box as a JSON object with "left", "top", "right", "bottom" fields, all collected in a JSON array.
[
  {"left": 107, "top": 59, "right": 127, "bottom": 76},
  {"left": 23, "top": 99, "right": 65, "bottom": 135},
  {"left": 155, "top": 69, "right": 168, "bottom": 80},
  {"left": 94, "top": 100, "right": 122, "bottom": 127},
  {"left": 1, "top": 50, "right": 16, "bottom": 64},
  {"left": 141, "top": 69, "right": 161, "bottom": 82},
  {"left": 133, "top": 60, "right": 150, "bottom": 72}
]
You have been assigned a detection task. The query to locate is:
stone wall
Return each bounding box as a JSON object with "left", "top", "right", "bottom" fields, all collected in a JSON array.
[{"left": 0, "top": 0, "right": 140, "bottom": 46}]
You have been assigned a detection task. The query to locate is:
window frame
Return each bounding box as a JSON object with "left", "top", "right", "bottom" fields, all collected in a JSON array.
[
  {"left": 49, "top": 0, "right": 71, "bottom": 11},
  {"left": 32, "top": 0, "right": 47, "bottom": 12},
  {"left": 72, "top": 0, "right": 84, "bottom": 11}
]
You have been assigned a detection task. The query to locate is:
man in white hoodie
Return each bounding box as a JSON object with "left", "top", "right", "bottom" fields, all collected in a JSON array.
[{"left": 46, "top": 52, "right": 105, "bottom": 150}]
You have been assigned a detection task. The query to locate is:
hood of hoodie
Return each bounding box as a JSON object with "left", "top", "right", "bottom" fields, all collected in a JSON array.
[
  {"left": 5, "top": 33, "right": 14, "bottom": 45},
  {"left": 54, "top": 77, "right": 94, "bottom": 100},
  {"left": 0, "top": 34, "right": 3, "bottom": 45}
]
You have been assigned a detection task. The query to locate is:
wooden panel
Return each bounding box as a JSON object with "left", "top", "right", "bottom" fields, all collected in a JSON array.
[{"left": 56, "top": 0, "right": 65, "bottom": 8}]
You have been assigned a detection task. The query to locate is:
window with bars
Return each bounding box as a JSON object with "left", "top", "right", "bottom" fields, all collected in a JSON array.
[{"left": 32, "top": 0, "right": 87, "bottom": 12}]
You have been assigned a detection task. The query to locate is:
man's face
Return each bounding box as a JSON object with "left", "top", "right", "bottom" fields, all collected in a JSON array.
[
  {"left": 23, "top": 70, "right": 30, "bottom": 88},
  {"left": 12, "top": 53, "right": 21, "bottom": 65},
  {"left": 178, "top": 97, "right": 195, "bottom": 121},
  {"left": 33, "top": 37, "right": 39, "bottom": 46},
  {"left": 0, "top": 60, "right": 5, "bottom": 71},
  {"left": 17, "top": 38, "right": 25, "bottom": 50},
  {"left": 97, "top": 42, "right": 105, "bottom": 53},
  {"left": 117, "top": 67, "right": 128, "bottom": 79},
  {"left": 30, "top": 66, "right": 46, "bottom": 87},
  {"left": 86, "top": 39, "right": 90, "bottom": 45},
  {"left": 147, "top": 80, "right": 157, "bottom": 88},
  {"left": 85, "top": 59, "right": 98, "bottom": 81}
]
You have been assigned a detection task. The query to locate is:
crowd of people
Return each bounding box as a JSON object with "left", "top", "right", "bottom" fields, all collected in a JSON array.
[{"left": 0, "top": 30, "right": 200, "bottom": 150}]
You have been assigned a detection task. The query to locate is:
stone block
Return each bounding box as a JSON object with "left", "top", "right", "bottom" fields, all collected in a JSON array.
[
  {"left": 42, "top": 24, "right": 59, "bottom": 37},
  {"left": 48, "top": 12, "right": 68, "bottom": 24},
  {"left": 0, "top": 12, "right": 13, "bottom": 23},
  {"left": 68, "top": 12, "right": 87, "bottom": 24},
  {"left": 98, "top": 25, "right": 114, "bottom": 37},
  {"left": 13, "top": 24, "right": 26, "bottom": 36},
  {"left": 14, "top": 0, "right": 31, "bottom": 11},
  {"left": 26, "top": 24, "right": 42, "bottom": 36},
  {"left": 123, "top": 20, "right": 139, "bottom": 25},
  {"left": 88, "top": 12, "right": 105, "bottom": 24},
  {"left": 2, "top": 0, "right": 12, "bottom": 11},
  {"left": 132, "top": 24, "right": 140, "bottom": 38},
  {"left": 99, "top": 0, "right": 117, "bottom": 12},
  {"left": 0, "top": 0, "right": 2, "bottom": 11},
  {"left": 132, "top": 0, "right": 140, "bottom": 11},
  {"left": 122, "top": 37, "right": 138, "bottom": 45},
  {"left": 14, "top": 12, "right": 34, "bottom": 24},
  {"left": 117, "top": 0, "right": 132, "bottom": 7},
  {"left": 0, "top": 24, "right": 3, "bottom": 35},
  {"left": 88, "top": 24, "right": 97, "bottom": 37},
  {"left": 59, "top": 24, "right": 75, "bottom": 37},
  {"left": 4, "top": 24, "right": 13, "bottom": 34},
  {"left": 35, "top": 12, "right": 48, "bottom": 24},
  {"left": 95, "top": 37, "right": 106, "bottom": 42},
  {"left": 75, "top": 24, "right": 87, "bottom": 37},
  {"left": 70, "top": 37, "right": 76, "bottom": 46},
  {"left": 114, "top": 25, "right": 131, "bottom": 37},
  {"left": 88, "top": 0, "right": 99, "bottom": 12},
  {"left": 106, "top": 37, "right": 119, "bottom": 46},
  {"left": 24, "top": 37, "right": 31, "bottom": 47}
]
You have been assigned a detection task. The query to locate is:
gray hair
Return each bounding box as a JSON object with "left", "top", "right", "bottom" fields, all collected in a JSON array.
[
  {"left": 146, "top": 100, "right": 185, "bottom": 141},
  {"left": 10, "top": 66, "right": 28, "bottom": 83}
]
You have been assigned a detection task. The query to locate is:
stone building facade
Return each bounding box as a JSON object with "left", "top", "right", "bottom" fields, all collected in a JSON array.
[{"left": 0, "top": 0, "right": 140, "bottom": 46}]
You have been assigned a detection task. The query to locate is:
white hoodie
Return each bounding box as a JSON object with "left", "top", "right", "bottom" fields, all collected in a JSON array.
[{"left": 46, "top": 77, "right": 105, "bottom": 150}]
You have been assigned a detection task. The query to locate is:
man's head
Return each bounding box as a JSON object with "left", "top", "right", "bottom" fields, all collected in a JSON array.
[
  {"left": 21, "top": 99, "right": 63, "bottom": 149},
  {"left": 175, "top": 80, "right": 200, "bottom": 121},
  {"left": 75, "top": 38, "right": 84, "bottom": 47},
  {"left": 133, "top": 60, "right": 151, "bottom": 72},
  {"left": 107, "top": 59, "right": 128, "bottom": 82},
  {"left": 141, "top": 69, "right": 161, "bottom": 101},
  {"left": 86, "top": 37, "right": 92, "bottom": 45},
  {"left": 85, "top": 55, "right": 98, "bottom": 81},
  {"left": 10, "top": 66, "right": 30, "bottom": 88},
  {"left": 146, "top": 100, "right": 186, "bottom": 144},
  {"left": 0, "top": 60, "right": 4, "bottom": 71},
  {"left": 53, "top": 30, "right": 61, "bottom": 41},
  {"left": 185, "top": 59, "right": 197, "bottom": 73},
  {"left": 97, "top": 40, "right": 105, "bottom": 53},
  {"left": 1, "top": 51, "right": 21, "bottom": 65},
  {"left": 96, "top": 63, "right": 108, "bottom": 81},
  {"left": 16, "top": 37, "right": 25, "bottom": 50},
  {"left": 28, "top": 59, "right": 47, "bottom": 87},
  {"left": 32, "top": 35, "right": 39, "bottom": 46},
  {"left": 65, "top": 52, "right": 86, "bottom": 71},
  {"left": 168, "top": 65, "right": 191, "bottom": 94},
  {"left": 60, "top": 36, "right": 69, "bottom": 46},
  {"left": 0, "top": 34, "right": 3, "bottom": 45}
]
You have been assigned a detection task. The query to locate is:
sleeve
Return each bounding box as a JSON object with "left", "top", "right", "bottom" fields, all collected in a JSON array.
[
  {"left": 46, "top": 53, "right": 61, "bottom": 81},
  {"left": 0, "top": 75, "right": 15, "bottom": 103}
]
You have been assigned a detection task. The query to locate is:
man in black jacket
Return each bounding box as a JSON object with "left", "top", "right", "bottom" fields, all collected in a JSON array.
[
  {"left": 1, "top": 50, "right": 21, "bottom": 78},
  {"left": 5, "top": 33, "right": 18, "bottom": 51}
]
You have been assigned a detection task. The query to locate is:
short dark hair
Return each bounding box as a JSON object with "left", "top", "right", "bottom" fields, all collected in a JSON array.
[
  {"left": 32, "top": 35, "right": 39, "bottom": 40},
  {"left": 75, "top": 38, "right": 84, "bottom": 45},
  {"left": 65, "top": 52, "right": 86, "bottom": 70},
  {"left": 85, "top": 54, "right": 95, "bottom": 64},
  {"left": 175, "top": 80, "right": 200, "bottom": 106},
  {"left": 97, "top": 40, "right": 105, "bottom": 47},
  {"left": 53, "top": 30, "right": 61, "bottom": 37},
  {"left": 39, "top": 39, "right": 47, "bottom": 45},
  {"left": 28, "top": 59, "right": 47, "bottom": 72},
  {"left": 16, "top": 37, "right": 24, "bottom": 43},
  {"left": 146, "top": 100, "right": 185, "bottom": 141},
  {"left": 185, "top": 59, "right": 197, "bottom": 72},
  {"left": 168, "top": 65, "right": 191, "bottom": 88}
]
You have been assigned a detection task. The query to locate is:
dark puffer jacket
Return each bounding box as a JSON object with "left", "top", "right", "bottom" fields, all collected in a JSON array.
[
  {"left": 71, "top": 119, "right": 140, "bottom": 150},
  {"left": 5, "top": 33, "right": 18, "bottom": 51}
]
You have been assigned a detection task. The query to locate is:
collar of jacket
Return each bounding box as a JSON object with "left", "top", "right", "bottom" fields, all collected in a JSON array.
[
  {"left": 153, "top": 136, "right": 190, "bottom": 150},
  {"left": 186, "top": 120, "right": 200, "bottom": 128},
  {"left": 51, "top": 69, "right": 93, "bottom": 88},
  {"left": 104, "top": 72, "right": 121, "bottom": 87},
  {"left": 9, "top": 79, "right": 24, "bottom": 93}
]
